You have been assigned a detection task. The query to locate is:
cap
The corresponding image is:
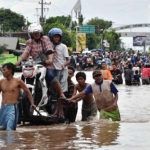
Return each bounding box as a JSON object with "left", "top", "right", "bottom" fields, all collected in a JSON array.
[{"left": 93, "top": 70, "right": 102, "bottom": 77}]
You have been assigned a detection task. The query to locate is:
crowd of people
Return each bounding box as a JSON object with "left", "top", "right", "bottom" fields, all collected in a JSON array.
[
  {"left": 70, "top": 50, "right": 150, "bottom": 85},
  {"left": 0, "top": 22, "right": 150, "bottom": 131}
]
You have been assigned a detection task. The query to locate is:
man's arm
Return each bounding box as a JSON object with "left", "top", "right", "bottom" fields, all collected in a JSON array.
[
  {"left": 67, "top": 84, "right": 92, "bottom": 102},
  {"left": 18, "top": 79, "right": 36, "bottom": 108},
  {"left": 67, "top": 91, "right": 86, "bottom": 102},
  {"left": 62, "top": 57, "right": 70, "bottom": 70},
  {"left": 15, "top": 40, "right": 32, "bottom": 66},
  {"left": 46, "top": 54, "right": 53, "bottom": 65},
  {"left": 15, "top": 52, "right": 29, "bottom": 66},
  {"left": 72, "top": 84, "right": 78, "bottom": 96}
]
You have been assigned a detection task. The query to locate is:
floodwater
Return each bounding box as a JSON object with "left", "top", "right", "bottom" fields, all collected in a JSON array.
[{"left": 0, "top": 71, "right": 150, "bottom": 150}]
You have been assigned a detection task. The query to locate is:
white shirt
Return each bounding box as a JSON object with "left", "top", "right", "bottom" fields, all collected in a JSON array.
[
  {"left": 53, "top": 43, "right": 69, "bottom": 70},
  {"left": 133, "top": 66, "right": 140, "bottom": 74}
]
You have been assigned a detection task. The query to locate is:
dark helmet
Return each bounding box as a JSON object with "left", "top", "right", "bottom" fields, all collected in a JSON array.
[{"left": 48, "top": 28, "right": 62, "bottom": 43}]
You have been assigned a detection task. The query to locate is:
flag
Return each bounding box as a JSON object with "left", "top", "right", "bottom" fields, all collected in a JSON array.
[
  {"left": 73, "top": 0, "right": 81, "bottom": 18},
  {"left": 68, "top": 10, "right": 73, "bottom": 31}
]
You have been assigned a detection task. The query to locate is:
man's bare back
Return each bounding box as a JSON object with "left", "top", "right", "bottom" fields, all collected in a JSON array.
[{"left": 74, "top": 83, "right": 94, "bottom": 105}]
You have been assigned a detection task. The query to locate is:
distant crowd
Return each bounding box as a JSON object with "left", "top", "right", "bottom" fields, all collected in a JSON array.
[{"left": 69, "top": 50, "right": 150, "bottom": 85}]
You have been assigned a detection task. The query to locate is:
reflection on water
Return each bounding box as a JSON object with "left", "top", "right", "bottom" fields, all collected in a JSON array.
[
  {"left": 0, "top": 72, "right": 150, "bottom": 149},
  {"left": 0, "top": 131, "right": 19, "bottom": 149},
  {"left": 0, "top": 122, "right": 120, "bottom": 150}
]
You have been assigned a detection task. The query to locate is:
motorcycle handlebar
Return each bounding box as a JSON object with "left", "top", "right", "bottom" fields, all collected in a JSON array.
[{"left": 21, "top": 61, "right": 44, "bottom": 67}]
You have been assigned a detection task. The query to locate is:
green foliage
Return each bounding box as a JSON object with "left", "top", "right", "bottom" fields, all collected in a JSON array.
[
  {"left": 46, "top": 15, "right": 77, "bottom": 31},
  {"left": 86, "top": 17, "right": 112, "bottom": 36},
  {"left": 0, "top": 8, "right": 26, "bottom": 32},
  {"left": 100, "top": 29, "right": 121, "bottom": 51},
  {"left": 86, "top": 34, "right": 99, "bottom": 49},
  {"left": 0, "top": 44, "right": 7, "bottom": 54},
  {"left": 0, "top": 9, "right": 122, "bottom": 52},
  {"left": 19, "top": 38, "right": 26, "bottom": 44},
  {"left": 70, "top": 31, "right": 76, "bottom": 51}
]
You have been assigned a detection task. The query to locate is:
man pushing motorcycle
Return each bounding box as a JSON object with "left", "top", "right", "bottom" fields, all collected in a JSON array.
[{"left": 15, "top": 23, "right": 67, "bottom": 120}]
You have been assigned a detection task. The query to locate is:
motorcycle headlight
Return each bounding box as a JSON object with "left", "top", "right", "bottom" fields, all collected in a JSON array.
[{"left": 23, "top": 68, "right": 35, "bottom": 78}]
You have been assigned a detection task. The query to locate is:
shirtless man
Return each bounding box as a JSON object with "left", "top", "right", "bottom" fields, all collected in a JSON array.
[
  {"left": 70, "top": 72, "right": 97, "bottom": 121},
  {"left": 0, "top": 63, "right": 36, "bottom": 130}
]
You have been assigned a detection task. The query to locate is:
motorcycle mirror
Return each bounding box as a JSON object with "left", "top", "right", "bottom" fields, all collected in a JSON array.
[{"left": 13, "top": 51, "right": 22, "bottom": 56}]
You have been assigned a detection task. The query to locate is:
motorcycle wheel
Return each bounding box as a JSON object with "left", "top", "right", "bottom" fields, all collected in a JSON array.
[{"left": 22, "top": 92, "right": 34, "bottom": 117}]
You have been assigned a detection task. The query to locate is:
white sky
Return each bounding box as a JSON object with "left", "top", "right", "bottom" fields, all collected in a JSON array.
[{"left": 1, "top": 0, "right": 150, "bottom": 50}]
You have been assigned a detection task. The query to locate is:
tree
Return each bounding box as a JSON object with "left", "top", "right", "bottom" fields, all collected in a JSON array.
[
  {"left": 106, "top": 30, "right": 121, "bottom": 51},
  {"left": 0, "top": 8, "right": 26, "bottom": 32},
  {"left": 0, "top": 44, "right": 7, "bottom": 54},
  {"left": 100, "top": 29, "right": 121, "bottom": 51},
  {"left": 86, "top": 17, "right": 112, "bottom": 36},
  {"left": 46, "top": 15, "right": 77, "bottom": 31},
  {"left": 86, "top": 34, "right": 99, "bottom": 49}
]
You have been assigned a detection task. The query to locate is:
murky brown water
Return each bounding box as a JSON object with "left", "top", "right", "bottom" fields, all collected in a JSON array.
[{"left": 0, "top": 72, "right": 150, "bottom": 150}]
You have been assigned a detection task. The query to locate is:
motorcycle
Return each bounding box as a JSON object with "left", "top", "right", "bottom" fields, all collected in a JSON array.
[{"left": 18, "top": 60, "right": 59, "bottom": 124}]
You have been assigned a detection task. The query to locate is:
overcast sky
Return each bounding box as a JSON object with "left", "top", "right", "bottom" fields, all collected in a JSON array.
[{"left": 1, "top": 0, "right": 150, "bottom": 49}]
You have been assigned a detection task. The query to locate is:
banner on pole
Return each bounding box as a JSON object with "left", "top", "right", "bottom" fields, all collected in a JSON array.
[
  {"left": 73, "top": 0, "right": 81, "bottom": 18},
  {"left": 77, "top": 33, "right": 86, "bottom": 52}
]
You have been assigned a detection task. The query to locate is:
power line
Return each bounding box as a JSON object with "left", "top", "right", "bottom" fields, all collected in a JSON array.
[{"left": 51, "top": 3, "right": 68, "bottom": 16}]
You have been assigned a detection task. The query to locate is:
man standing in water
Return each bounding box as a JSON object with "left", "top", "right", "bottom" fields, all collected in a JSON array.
[
  {"left": 67, "top": 70, "right": 121, "bottom": 121},
  {"left": 0, "top": 63, "right": 36, "bottom": 130},
  {"left": 67, "top": 72, "right": 97, "bottom": 121}
]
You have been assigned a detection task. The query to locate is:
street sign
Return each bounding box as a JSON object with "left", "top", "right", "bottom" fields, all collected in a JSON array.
[{"left": 79, "top": 25, "right": 95, "bottom": 33}]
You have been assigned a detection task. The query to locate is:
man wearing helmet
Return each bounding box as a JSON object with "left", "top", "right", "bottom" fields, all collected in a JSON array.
[
  {"left": 48, "top": 28, "right": 70, "bottom": 119},
  {"left": 48, "top": 28, "right": 70, "bottom": 91},
  {"left": 15, "top": 23, "right": 66, "bottom": 105}
]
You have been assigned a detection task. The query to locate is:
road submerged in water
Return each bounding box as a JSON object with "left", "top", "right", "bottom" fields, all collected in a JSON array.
[{"left": 0, "top": 71, "right": 150, "bottom": 150}]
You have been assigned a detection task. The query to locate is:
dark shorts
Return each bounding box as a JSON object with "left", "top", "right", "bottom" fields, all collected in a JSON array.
[
  {"left": 125, "top": 80, "right": 132, "bottom": 85},
  {"left": 64, "top": 103, "right": 78, "bottom": 123},
  {"left": 82, "top": 101, "right": 97, "bottom": 121}
]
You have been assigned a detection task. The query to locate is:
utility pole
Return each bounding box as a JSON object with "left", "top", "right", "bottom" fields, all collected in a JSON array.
[
  {"left": 36, "top": 0, "right": 51, "bottom": 26},
  {"left": 1, "top": 24, "right": 4, "bottom": 36}
]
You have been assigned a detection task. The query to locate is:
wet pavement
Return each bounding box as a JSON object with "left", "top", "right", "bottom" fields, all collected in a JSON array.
[{"left": 0, "top": 71, "right": 150, "bottom": 150}]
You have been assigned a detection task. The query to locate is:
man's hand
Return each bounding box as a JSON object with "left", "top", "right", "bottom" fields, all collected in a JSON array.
[
  {"left": 62, "top": 64, "right": 65, "bottom": 70},
  {"left": 53, "top": 50, "right": 58, "bottom": 55},
  {"left": 70, "top": 100, "right": 77, "bottom": 104},
  {"left": 31, "top": 104, "right": 36, "bottom": 110},
  {"left": 104, "top": 102, "right": 117, "bottom": 111},
  {"left": 46, "top": 59, "right": 52, "bottom": 65},
  {"left": 66, "top": 98, "right": 71, "bottom": 102},
  {"left": 66, "top": 98, "right": 77, "bottom": 104}
]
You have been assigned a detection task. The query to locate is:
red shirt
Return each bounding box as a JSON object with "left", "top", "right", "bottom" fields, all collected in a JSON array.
[{"left": 142, "top": 68, "right": 150, "bottom": 78}]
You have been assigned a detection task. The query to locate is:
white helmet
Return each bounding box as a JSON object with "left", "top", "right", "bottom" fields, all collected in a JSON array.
[{"left": 28, "top": 23, "right": 43, "bottom": 37}]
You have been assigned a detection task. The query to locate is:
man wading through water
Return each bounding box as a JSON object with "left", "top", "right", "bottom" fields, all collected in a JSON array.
[
  {"left": 67, "top": 70, "right": 121, "bottom": 121},
  {"left": 0, "top": 63, "right": 36, "bottom": 130}
]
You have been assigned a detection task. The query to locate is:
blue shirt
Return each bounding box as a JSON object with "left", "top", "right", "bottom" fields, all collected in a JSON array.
[{"left": 84, "top": 80, "right": 118, "bottom": 95}]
